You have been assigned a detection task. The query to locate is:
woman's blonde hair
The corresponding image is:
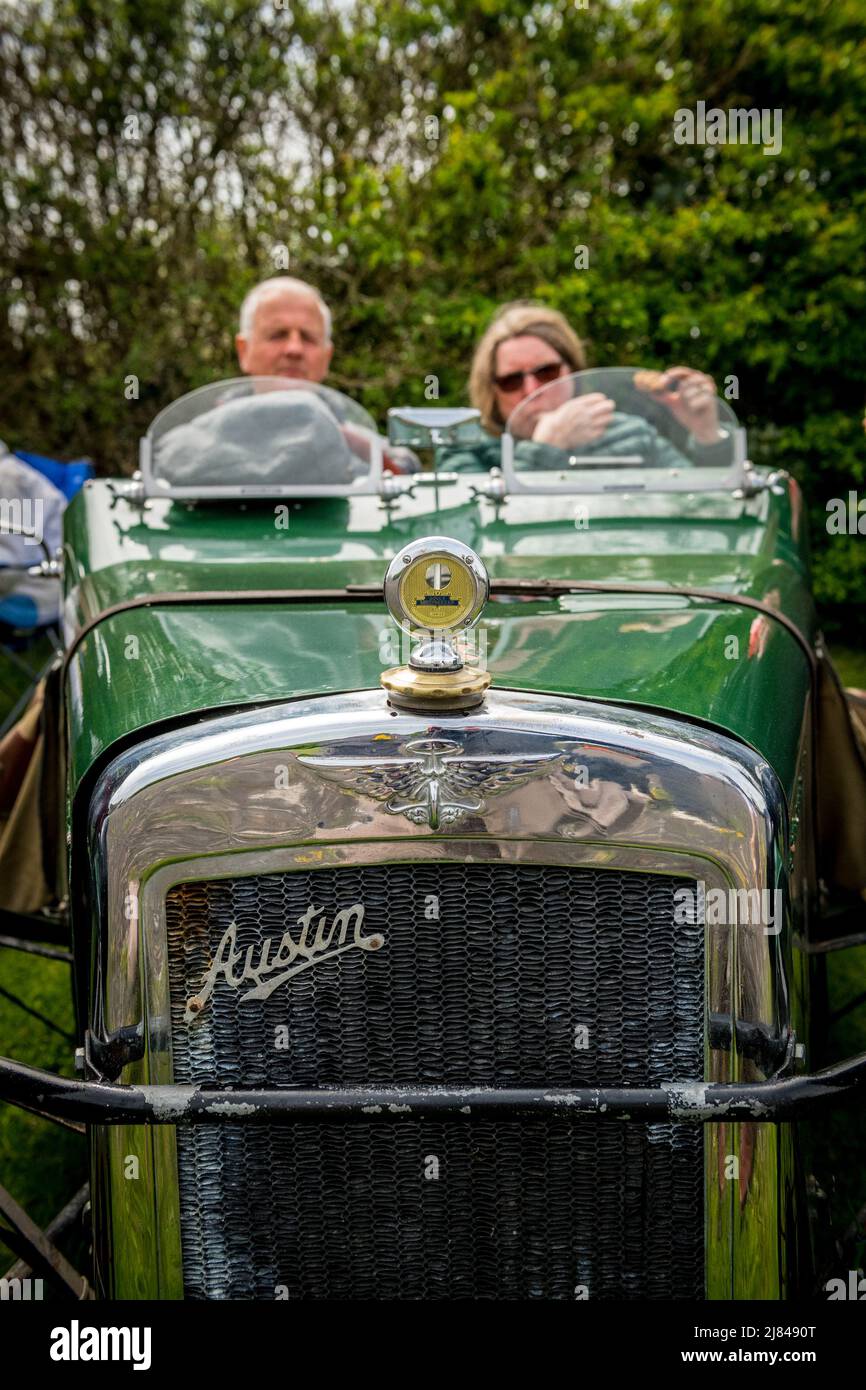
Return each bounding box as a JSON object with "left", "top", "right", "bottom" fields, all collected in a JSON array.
[{"left": 468, "top": 301, "right": 587, "bottom": 434}]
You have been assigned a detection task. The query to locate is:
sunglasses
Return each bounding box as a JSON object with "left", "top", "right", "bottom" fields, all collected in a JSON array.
[{"left": 494, "top": 360, "right": 566, "bottom": 394}]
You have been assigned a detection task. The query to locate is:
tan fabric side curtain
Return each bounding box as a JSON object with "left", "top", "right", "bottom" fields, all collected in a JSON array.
[
  {"left": 0, "top": 677, "right": 60, "bottom": 913},
  {"left": 817, "top": 651, "right": 866, "bottom": 902}
]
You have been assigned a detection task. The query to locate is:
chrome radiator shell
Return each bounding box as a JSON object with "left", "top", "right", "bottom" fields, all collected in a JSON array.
[{"left": 86, "top": 689, "right": 791, "bottom": 1300}]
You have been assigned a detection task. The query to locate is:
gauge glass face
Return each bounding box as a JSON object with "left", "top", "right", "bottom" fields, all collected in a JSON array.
[{"left": 397, "top": 551, "right": 478, "bottom": 631}]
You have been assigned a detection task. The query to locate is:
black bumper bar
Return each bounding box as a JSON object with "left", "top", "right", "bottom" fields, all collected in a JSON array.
[{"left": 2, "top": 1051, "right": 866, "bottom": 1124}]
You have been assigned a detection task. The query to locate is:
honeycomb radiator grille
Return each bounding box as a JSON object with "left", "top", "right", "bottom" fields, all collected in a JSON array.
[{"left": 165, "top": 862, "right": 705, "bottom": 1299}]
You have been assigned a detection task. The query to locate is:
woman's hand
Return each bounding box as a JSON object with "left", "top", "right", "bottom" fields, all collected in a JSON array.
[
  {"left": 639, "top": 367, "right": 721, "bottom": 445},
  {"left": 531, "top": 393, "right": 615, "bottom": 447}
]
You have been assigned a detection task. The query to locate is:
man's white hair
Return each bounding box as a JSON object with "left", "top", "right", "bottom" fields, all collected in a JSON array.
[{"left": 238, "top": 277, "right": 332, "bottom": 342}]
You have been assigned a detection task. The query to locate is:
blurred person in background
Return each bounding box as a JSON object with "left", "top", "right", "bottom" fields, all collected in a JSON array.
[
  {"left": 0, "top": 439, "right": 66, "bottom": 629},
  {"left": 441, "top": 300, "right": 727, "bottom": 470},
  {"left": 235, "top": 276, "right": 418, "bottom": 474}
]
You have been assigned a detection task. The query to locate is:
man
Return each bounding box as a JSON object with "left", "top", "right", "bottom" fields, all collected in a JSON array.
[
  {"left": 235, "top": 277, "right": 334, "bottom": 383},
  {"left": 234, "top": 276, "right": 418, "bottom": 473}
]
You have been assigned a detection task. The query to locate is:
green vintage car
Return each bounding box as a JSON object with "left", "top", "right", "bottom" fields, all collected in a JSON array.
[{"left": 1, "top": 367, "right": 865, "bottom": 1301}]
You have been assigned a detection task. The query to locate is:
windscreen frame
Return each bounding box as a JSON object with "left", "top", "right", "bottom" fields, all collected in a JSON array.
[
  {"left": 140, "top": 376, "right": 384, "bottom": 500},
  {"left": 499, "top": 367, "right": 748, "bottom": 496}
]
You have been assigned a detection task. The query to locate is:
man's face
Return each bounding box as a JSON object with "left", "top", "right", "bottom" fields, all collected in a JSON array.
[{"left": 235, "top": 292, "right": 334, "bottom": 382}]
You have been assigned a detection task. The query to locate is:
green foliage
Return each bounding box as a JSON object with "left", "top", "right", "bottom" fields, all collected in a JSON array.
[{"left": 1, "top": 0, "right": 865, "bottom": 631}]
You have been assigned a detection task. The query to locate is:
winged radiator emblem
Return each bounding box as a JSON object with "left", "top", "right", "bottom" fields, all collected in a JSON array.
[{"left": 297, "top": 736, "right": 563, "bottom": 829}]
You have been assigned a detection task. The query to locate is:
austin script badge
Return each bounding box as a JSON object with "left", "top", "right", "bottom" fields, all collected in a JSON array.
[{"left": 184, "top": 902, "right": 383, "bottom": 1021}]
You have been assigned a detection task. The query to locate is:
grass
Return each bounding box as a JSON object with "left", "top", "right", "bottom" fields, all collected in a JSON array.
[
  {"left": 807, "top": 946, "right": 866, "bottom": 1280},
  {"left": 0, "top": 948, "right": 87, "bottom": 1280},
  {"left": 0, "top": 628, "right": 58, "bottom": 735},
  {"left": 833, "top": 645, "right": 866, "bottom": 690}
]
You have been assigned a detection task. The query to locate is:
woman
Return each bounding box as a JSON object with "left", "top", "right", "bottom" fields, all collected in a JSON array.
[{"left": 441, "top": 301, "right": 729, "bottom": 471}]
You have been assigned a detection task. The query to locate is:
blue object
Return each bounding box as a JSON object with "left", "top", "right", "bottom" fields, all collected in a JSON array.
[
  {"left": 13, "top": 450, "right": 93, "bottom": 502},
  {"left": 0, "top": 592, "right": 40, "bottom": 628}
]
